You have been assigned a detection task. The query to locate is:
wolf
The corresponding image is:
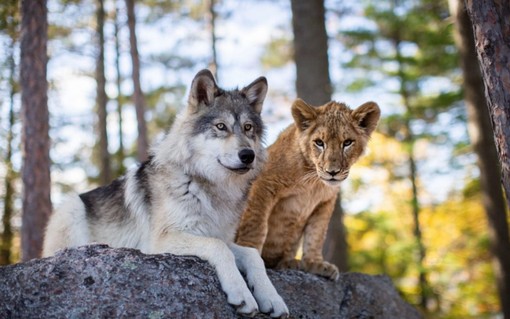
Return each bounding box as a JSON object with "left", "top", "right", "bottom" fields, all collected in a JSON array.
[{"left": 42, "top": 69, "right": 289, "bottom": 318}]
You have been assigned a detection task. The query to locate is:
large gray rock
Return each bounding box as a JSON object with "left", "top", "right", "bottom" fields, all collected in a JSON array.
[{"left": 0, "top": 245, "right": 421, "bottom": 318}]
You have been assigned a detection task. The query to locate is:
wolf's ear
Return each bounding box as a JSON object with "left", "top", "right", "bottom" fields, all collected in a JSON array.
[
  {"left": 188, "top": 69, "right": 218, "bottom": 112},
  {"left": 241, "top": 76, "right": 268, "bottom": 114},
  {"left": 352, "top": 101, "right": 381, "bottom": 136},
  {"left": 291, "top": 98, "right": 317, "bottom": 131}
]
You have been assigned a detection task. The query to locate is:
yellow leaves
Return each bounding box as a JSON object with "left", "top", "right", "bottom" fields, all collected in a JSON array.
[{"left": 346, "top": 193, "right": 498, "bottom": 318}]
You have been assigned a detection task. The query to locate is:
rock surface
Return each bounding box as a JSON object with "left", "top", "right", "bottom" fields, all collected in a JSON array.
[{"left": 0, "top": 245, "right": 421, "bottom": 318}]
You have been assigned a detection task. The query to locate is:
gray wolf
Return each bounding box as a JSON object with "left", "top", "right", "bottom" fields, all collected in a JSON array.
[{"left": 43, "top": 69, "right": 289, "bottom": 317}]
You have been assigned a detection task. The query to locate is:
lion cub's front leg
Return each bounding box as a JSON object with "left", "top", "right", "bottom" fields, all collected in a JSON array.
[
  {"left": 236, "top": 179, "right": 278, "bottom": 253},
  {"left": 277, "top": 198, "right": 340, "bottom": 281},
  {"left": 301, "top": 198, "right": 339, "bottom": 280}
]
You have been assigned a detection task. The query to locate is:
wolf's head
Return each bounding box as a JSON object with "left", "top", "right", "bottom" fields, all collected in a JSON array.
[{"left": 165, "top": 69, "right": 268, "bottom": 181}]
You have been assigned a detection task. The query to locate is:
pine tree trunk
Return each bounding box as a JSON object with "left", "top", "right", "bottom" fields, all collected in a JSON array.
[
  {"left": 114, "top": 0, "right": 125, "bottom": 177},
  {"left": 291, "top": 0, "right": 347, "bottom": 272},
  {"left": 290, "top": 0, "right": 331, "bottom": 105},
  {"left": 1, "top": 38, "right": 17, "bottom": 265},
  {"left": 96, "top": 0, "right": 111, "bottom": 185},
  {"left": 20, "top": 0, "right": 52, "bottom": 261},
  {"left": 126, "top": 0, "right": 149, "bottom": 163},
  {"left": 461, "top": 1, "right": 510, "bottom": 318},
  {"left": 392, "top": 12, "right": 430, "bottom": 308},
  {"left": 209, "top": 0, "right": 219, "bottom": 81}
]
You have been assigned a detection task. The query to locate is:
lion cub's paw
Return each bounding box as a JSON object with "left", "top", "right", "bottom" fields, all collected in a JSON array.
[
  {"left": 276, "top": 259, "right": 301, "bottom": 270},
  {"left": 301, "top": 259, "right": 339, "bottom": 281}
]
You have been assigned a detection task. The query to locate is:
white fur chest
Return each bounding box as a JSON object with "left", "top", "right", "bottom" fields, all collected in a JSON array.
[{"left": 156, "top": 170, "right": 249, "bottom": 243}]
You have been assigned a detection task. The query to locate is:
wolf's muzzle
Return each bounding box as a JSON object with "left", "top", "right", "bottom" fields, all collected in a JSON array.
[{"left": 238, "top": 149, "right": 255, "bottom": 164}]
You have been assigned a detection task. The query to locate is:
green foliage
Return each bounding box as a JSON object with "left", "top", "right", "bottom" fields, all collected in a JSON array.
[
  {"left": 346, "top": 184, "right": 499, "bottom": 318},
  {"left": 0, "top": 0, "right": 19, "bottom": 38},
  {"left": 339, "top": 1, "right": 491, "bottom": 316}
]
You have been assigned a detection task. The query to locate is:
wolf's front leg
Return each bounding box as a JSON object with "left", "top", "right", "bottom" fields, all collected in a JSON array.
[
  {"left": 151, "top": 231, "right": 258, "bottom": 316},
  {"left": 229, "top": 243, "right": 289, "bottom": 318}
]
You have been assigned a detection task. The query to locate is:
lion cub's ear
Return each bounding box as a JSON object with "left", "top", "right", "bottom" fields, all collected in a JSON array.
[
  {"left": 292, "top": 98, "right": 317, "bottom": 131},
  {"left": 352, "top": 101, "right": 381, "bottom": 136}
]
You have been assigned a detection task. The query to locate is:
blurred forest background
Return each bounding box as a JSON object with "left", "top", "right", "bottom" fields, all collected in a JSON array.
[{"left": 1, "top": 0, "right": 510, "bottom": 318}]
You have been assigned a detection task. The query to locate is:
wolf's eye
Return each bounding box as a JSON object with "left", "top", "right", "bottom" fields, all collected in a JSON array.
[
  {"left": 343, "top": 139, "right": 353, "bottom": 147},
  {"left": 244, "top": 123, "right": 253, "bottom": 131},
  {"left": 314, "top": 139, "right": 324, "bottom": 148},
  {"left": 216, "top": 123, "right": 226, "bottom": 131}
]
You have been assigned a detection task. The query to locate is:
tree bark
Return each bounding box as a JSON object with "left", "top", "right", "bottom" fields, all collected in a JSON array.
[
  {"left": 464, "top": 1, "right": 510, "bottom": 209},
  {"left": 209, "top": 0, "right": 219, "bottom": 81},
  {"left": 96, "top": 0, "right": 111, "bottom": 185},
  {"left": 457, "top": 1, "right": 510, "bottom": 318},
  {"left": 114, "top": 0, "right": 126, "bottom": 177},
  {"left": 290, "top": 0, "right": 332, "bottom": 105},
  {"left": 20, "top": 0, "right": 51, "bottom": 261},
  {"left": 126, "top": 0, "right": 149, "bottom": 163}
]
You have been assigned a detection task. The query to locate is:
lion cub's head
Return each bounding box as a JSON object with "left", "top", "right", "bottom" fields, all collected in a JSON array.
[{"left": 292, "top": 98, "right": 380, "bottom": 187}]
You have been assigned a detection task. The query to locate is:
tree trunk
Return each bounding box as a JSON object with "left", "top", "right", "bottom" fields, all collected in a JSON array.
[
  {"left": 464, "top": 1, "right": 510, "bottom": 210},
  {"left": 290, "top": 0, "right": 332, "bottom": 105},
  {"left": 96, "top": 0, "right": 111, "bottom": 185},
  {"left": 114, "top": 0, "right": 126, "bottom": 177},
  {"left": 392, "top": 12, "right": 430, "bottom": 308},
  {"left": 407, "top": 137, "right": 428, "bottom": 310},
  {"left": 209, "top": 0, "right": 219, "bottom": 81},
  {"left": 457, "top": 1, "right": 510, "bottom": 317},
  {"left": 126, "top": 0, "right": 149, "bottom": 163},
  {"left": 1, "top": 38, "right": 17, "bottom": 265},
  {"left": 20, "top": 0, "right": 52, "bottom": 261},
  {"left": 291, "top": 0, "right": 347, "bottom": 272}
]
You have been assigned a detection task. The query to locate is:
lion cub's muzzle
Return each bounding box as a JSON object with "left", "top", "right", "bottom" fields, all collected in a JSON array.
[{"left": 318, "top": 167, "right": 349, "bottom": 186}]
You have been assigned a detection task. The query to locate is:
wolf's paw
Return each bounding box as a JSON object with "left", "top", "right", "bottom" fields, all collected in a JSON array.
[
  {"left": 301, "top": 259, "right": 339, "bottom": 281},
  {"left": 255, "top": 293, "right": 289, "bottom": 318},
  {"left": 275, "top": 259, "right": 301, "bottom": 270},
  {"left": 225, "top": 284, "right": 259, "bottom": 317}
]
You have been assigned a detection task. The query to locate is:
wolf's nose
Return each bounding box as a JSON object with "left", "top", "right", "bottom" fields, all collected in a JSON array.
[{"left": 238, "top": 149, "right": 255, "bottom": 164}]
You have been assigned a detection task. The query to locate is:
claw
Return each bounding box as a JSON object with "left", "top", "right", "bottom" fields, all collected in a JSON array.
[
  {"left": 270, "top": 309, "right": 290, "bottom": 318},
  {"left": 235, "top": 300, "right": 259, "bottom": 318}
]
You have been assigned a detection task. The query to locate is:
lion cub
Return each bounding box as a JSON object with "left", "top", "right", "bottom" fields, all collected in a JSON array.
[{"left": 236, "top": 98, "right": 380, "bottom": 280}]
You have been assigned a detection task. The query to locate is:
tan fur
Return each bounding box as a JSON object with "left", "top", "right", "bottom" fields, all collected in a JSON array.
[{"left": 236, "top": 98, "right": 380, "bottom": 280}]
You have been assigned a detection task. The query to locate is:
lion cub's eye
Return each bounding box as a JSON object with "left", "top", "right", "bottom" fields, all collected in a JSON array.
[
  {"left": 244, "top": 123, "right": 253, "bottom": 131},
  {"left": 216, "top": 123, "right": 227, "bottom": 131},
  {"left": 314, "top": 139, "right": 324, "bottom": 148},
  {"left": 343, "top": 139, "right": 353, "bottom": 147}
]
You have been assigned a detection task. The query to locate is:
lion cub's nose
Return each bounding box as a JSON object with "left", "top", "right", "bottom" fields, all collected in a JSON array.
[
  {"left": 326, "top": 169, "right": 340, "bottom": 177},
  {"left": 239, "top": 149, "right": 255, "bottom": 164}
]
